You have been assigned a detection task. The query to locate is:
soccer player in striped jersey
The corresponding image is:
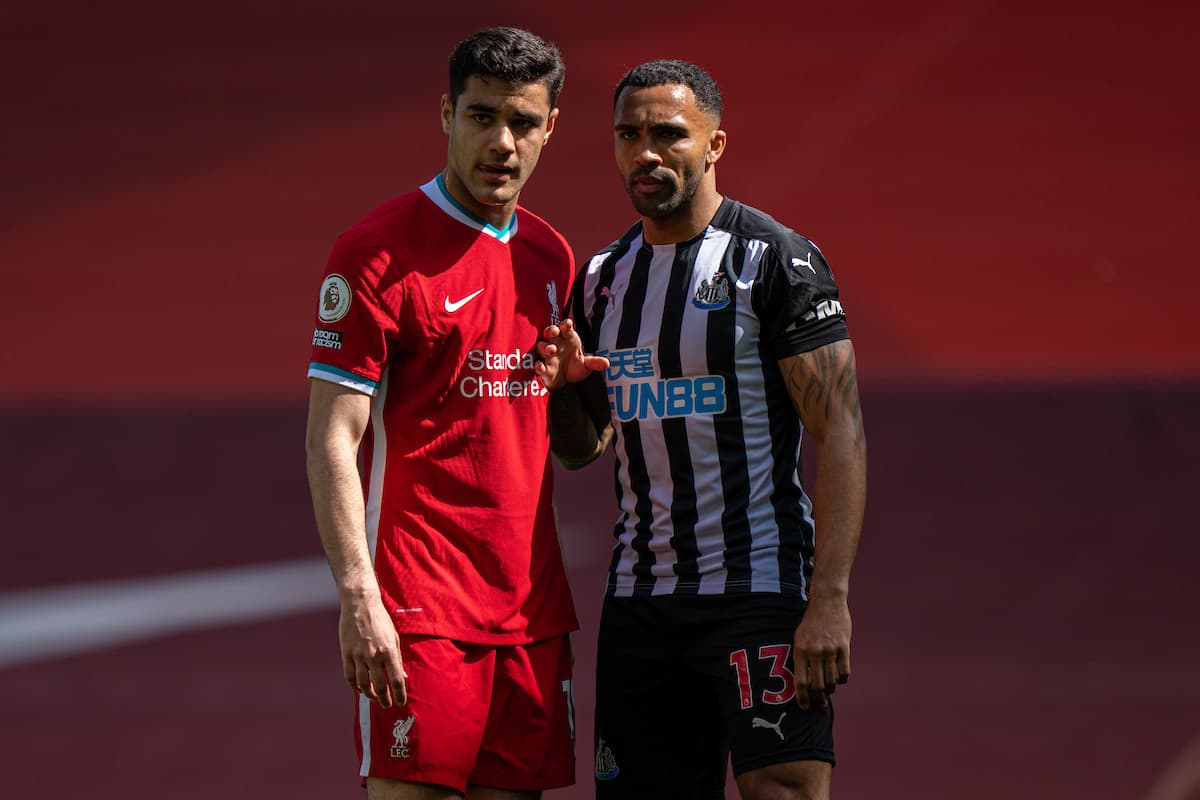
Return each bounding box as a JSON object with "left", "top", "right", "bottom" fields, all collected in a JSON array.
[
  {"left": 305, "top": 28, "right": 580, "bottom": 800},
  {"left": 538, "top": 60, "right": 868, "bottom": 799}
]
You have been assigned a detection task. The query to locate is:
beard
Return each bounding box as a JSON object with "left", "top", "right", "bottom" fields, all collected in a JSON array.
[{"left": 625, "top": 164, "right": 704, "bottom": 219}]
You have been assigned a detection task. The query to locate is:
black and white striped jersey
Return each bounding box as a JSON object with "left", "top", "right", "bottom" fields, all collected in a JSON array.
[{"left": 572, "top": 197, "right": 850, "bottom": 599}]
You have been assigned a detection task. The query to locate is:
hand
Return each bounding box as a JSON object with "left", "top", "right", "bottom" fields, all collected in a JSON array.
[
  {"left": 792, "top": 597, "right": 851, "bottom": 711},
  {"left": 535, "top": 318, "right": 609, "bottom": 390},
  {"left": 339, "top": 595, "right": 407, "bottom": 708}
]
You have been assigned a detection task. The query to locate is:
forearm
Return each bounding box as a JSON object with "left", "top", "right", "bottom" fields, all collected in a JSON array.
[
  {"left": 305, "top": 382, "right": 380, "bottom": 604},
  {"left": 307, "top": 442, "right": 381, "bottom": 602},
  {"left": 808, "top": 424, "right": 867, "bottom": 603},
  {"left": 779, "top": 340, "right": 867, "bottom": 604},
  {"left": 549, "top": 373, "right": 612, "bottom": 469}
]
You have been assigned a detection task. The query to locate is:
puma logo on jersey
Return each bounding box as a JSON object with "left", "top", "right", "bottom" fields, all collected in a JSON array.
[
  {"left": 444, "top": 288, "right": 485, "bottom": 312},
  {"left": 752, "top": 712, "right": 787, "bottom": 741},
  {"left": 792, "top": 253, "right": 816, "bottom": 274}
]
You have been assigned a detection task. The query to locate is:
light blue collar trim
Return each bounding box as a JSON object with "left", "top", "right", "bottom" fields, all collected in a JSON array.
[{"left": 420, "top": 174, "right": 518, "bottom": 243}]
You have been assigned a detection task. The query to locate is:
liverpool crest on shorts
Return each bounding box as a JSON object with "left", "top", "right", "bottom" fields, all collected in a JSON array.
[
  {"left": 693, "top": 269, "right": 730, "bottom": 310},
  {"left": 390, "top": 716, "right": 415, "bottom": 759}
]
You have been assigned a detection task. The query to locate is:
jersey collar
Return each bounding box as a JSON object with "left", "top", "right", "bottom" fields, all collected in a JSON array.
[{"left": 420, "top": 175, "right": 518, "bottom": 243}]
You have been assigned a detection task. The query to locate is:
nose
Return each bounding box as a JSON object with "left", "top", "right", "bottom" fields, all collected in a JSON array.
[
  {"left": 633, "top": 137, "right": 661, "bottom": 168},
  {"left": 490, "top": 125, "right": 517, "bottom": 155}
]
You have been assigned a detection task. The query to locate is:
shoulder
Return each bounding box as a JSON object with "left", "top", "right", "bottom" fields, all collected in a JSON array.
[
  {"left": 327, "top": 188, "right": 431, "bottom": 273},
  {"left": 515, "top": 205, "right": 573, "bottom": 262},
  {"left": 585, "top": 220, "right": 644, "bottom": 269},
  {"left": 713, "top": 198, "right": 821, "bottom": 259},
  {"left": 339, "top": 187, "right": 428, "bottom": 244}
]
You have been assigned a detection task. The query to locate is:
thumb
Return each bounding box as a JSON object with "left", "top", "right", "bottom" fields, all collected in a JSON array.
[{"left": 583, "top": 355, "right": 610, "bottom": 372}]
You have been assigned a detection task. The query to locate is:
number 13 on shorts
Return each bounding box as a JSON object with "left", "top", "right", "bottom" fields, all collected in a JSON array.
[{"left": 729, "top": 645, "right": 796, "bottom": 708}]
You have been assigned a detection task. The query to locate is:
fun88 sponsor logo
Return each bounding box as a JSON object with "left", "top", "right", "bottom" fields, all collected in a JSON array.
[{"left": 603, "top": 347, "right": 726, "bottom": 422}]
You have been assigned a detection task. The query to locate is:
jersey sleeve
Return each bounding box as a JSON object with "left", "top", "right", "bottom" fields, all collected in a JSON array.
[
  {"left": 754, "top": 235, "right": 849, "bottom": 360},
  {"left": 306, "top": 231, "right": 403, "bottom": 396},
  {"left": 566, "top": 263, "right": 596, "bottom": 351}
]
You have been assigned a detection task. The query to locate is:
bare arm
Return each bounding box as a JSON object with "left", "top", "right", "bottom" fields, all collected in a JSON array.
[
  {"left": 305, "top": 379, "right": 406, "bottom": 708},
  {"left": 549, "top": 372, "right": 615, "bottom": 469},
  {"left": 779, "top": 338, "right": 867, "bottom": 710},
  {"left": 535, "top": 319, "right": 613, "bottom": 469}
]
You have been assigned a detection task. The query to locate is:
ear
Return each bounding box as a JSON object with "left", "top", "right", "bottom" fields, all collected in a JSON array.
[
  {"left": 441, "top": 94, "right": 453, "bottom": 135},
  {"left": 705, "top": 128, "right": 727, "bottom": 166},
  {"left": 543, "top": 107, "right": 560, "bottom": 144}
]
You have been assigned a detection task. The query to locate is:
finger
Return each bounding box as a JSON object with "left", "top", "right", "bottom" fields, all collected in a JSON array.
[
  {"left": 541, "top": 324, "right": 562, "bottom": 339},
  {"left": 805, "top": 655, "right": 829, "bottom": 709},
  {"left": 582, "top": 355, "right": 610, "bottom": 372},
  {"left": 355, "top": 660, "right": 375, "bottom": 702},
  {"left": 389, "top": 655, "right": 408, "bottom": 706},
  {"left": 794, "top": 656, "right": 812, "bottom": 711},
  {"left": 559, "top": 318, "right": 575, "bottom": 334},
  {"left": 369, "top": 661, "right": 392, "bottom": 708},
  {"left": 808, "top": 655, "right": 827, "bottom": 695},
  {"left": 343, "top": 655, "right": 358, "bottom": 692},
  {"left": 824, "top": 653, "right": 840, "bottom": 696}
]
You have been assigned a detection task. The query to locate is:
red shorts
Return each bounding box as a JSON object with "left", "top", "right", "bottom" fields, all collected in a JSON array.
[{"left": 354, "top": 634, "right": 575, "bottom": 793}]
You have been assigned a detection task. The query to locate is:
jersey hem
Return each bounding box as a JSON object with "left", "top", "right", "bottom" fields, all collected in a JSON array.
[
  {"left": 308, "top": 363, "right": 379, "bottom": 395},
  {"left": 605, "top": 583, "right": 807, "bottom": 597},
  {"left": 393, "top": 620, "right": 580, "bottom": 646}
]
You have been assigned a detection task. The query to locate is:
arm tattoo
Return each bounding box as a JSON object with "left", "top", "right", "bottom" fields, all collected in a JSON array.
[{"left": 786, "top": 341, "right": 861, "bottom": 425}]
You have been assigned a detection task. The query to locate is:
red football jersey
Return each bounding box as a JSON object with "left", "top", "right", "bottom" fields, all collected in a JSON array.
[{"left": 308, "top": 176, "right": 578, "bottom": 644}]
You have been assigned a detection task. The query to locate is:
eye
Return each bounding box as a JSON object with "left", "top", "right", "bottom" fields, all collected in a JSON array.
[
  {"left": 471, "top": 113, "right": 492, "bottom": 125},
  {"left": 510, "top": 119, "right": 535, "bottom": 134},
  {"left": 617, "top": 130, "right": 638, "bottom": 141}
]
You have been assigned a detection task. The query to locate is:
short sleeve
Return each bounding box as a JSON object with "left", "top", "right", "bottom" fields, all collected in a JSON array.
[
  {"left": 306, "top": 232, "right": 402, "bottom": 396},
  {"left": 754, "top": 236, "right": 849, "bottom": 360}
]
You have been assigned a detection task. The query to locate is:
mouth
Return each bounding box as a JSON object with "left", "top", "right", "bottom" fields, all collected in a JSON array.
[
  {"left": 631, "top": 176, "right": 668, "bottom": 195},
  {"left": 478, "top": 163, "right": 517, "bottom": 184},
  {"left": 630, "top": 169, "right": 672, "bottom": 194}
]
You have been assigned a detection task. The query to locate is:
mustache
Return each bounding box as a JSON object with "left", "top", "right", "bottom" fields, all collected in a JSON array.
[{"left": 629, "top": 166, "right": 674, "bottom": 182}]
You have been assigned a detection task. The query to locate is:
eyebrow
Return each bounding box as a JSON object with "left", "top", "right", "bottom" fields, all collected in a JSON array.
[
  {"left": 464, "top": 103, "right": 544, "bottom": 125},
  {"left": 614, "top": 122, "right": 690, "bottom": 137}
]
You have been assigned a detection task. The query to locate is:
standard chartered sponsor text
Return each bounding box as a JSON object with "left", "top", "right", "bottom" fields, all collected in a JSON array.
[{"left": 460, "top": 348, "right": 548, "bottom": 398}]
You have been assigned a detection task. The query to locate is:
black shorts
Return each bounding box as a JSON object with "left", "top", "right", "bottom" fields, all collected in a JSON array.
[{"left": 594, "top": 594, "right": 834, "bottom": 799}]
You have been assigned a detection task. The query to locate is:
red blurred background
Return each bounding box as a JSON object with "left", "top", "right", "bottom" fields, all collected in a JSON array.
[{"left": 2, "top": 1, "right": 1198, "bottom": 797}]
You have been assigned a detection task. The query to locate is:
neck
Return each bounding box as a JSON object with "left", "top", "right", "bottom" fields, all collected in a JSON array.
[
  {"left": 441, "top": 169, "right": 516, "bottom": 230},
  {"left": 641, "top": 187, "right": 724, "bottom": 246}
]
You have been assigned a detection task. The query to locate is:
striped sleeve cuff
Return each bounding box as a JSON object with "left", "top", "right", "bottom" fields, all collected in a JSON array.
[{"left": 307, "top": 363, "right": 378, "bottom": 396}]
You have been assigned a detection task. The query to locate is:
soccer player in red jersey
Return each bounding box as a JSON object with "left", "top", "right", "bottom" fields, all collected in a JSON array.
[{"left": 305, "top": 27, "right": 592, "bottom": 800}]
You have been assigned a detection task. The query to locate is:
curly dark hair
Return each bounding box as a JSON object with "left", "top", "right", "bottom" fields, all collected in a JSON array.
[
  {"left": 449, "top": 27, "right": 565, "bottom": 107},
  {"left": 613, "top": 59, "right": 722, "bottom": 121}
]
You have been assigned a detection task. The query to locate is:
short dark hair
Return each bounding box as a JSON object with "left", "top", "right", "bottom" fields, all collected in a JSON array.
[
  {"left": 613, "top": 59, "right": 723, "bottom": 122},
  {"left": 449, "top": 27, "right": 566, "bottom": 107}
]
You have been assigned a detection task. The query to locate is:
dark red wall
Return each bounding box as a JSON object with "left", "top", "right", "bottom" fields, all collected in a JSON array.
[{"left": 3, "top": 0, "right": 1197, "bottom": 402}]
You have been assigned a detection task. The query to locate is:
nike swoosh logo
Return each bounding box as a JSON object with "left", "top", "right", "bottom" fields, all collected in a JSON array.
[{"left": 444, "top": 288, "right": 485, "bottom": 313}]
